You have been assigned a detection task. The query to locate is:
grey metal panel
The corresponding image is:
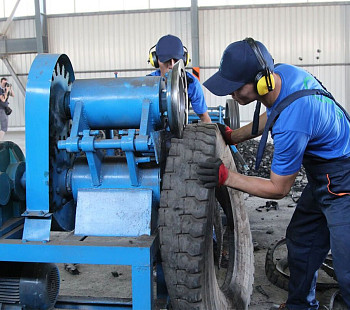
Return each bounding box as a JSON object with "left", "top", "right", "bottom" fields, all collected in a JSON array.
[
  {"left": 200, "top": 5, "right": 348, "bottom": 66},
  {"left": 47, "top": 10, "right": 191, "bottom": 73},
  {"left": 0, "top": 37, "right": 38, "bottom": 54},
  {"left": 0, "top": 18, "right": 36, "bottom": 38},
  {"left": 75, "top": 188, "right": 153, "bottom": 237},
  {"left": 199, "top": 3, "right": 350, "bottom": 122}
]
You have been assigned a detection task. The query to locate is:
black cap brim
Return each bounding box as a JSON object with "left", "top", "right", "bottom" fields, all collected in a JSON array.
[{"left": 203, "top": 71, "right": 245, "bottom": 96}]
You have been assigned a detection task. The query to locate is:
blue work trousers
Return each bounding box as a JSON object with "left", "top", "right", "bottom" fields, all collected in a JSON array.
[{"left": 286, "top": 157, "right": 350, "bottom": 310}]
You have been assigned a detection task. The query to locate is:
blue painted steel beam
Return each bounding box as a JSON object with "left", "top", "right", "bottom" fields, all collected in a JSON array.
[
  {"left": 188, "top": 105, "right": 225, "bottom": 124},
  {"left": 0, "top": 234, "right": 158, "bottom": 310},
  {"left": 132, "top": 265, "right": 153, "bottom": 310},
  {"left": 0, "top": 234, "right": 158, "bottom": 266},
  {"left": 55, "top": 296, "right": 132, "bottom": 309}
]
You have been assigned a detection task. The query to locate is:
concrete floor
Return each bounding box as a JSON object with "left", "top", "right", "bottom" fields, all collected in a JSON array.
[
  {"left": 55, "top": 195, "right": 294, "bottom": 310},
  {"left": 50, "top": 198, "right": 294, "bottom": 310},
  {"left": 1, "top": 131, "right": 334, "bottom": 309}
]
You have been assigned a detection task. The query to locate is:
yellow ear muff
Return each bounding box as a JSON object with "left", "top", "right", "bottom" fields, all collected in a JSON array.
[
  {"left": 244, "top": 37, "right": 275, "bottom": 96},
  {"left": 149, "top": 51, "right": 159, "bottom": 68},
  {"left": 148, "top": 45, "right": 159, "bottom": 68},
  {"left": 149, "top": 52, "right": 155, "bottom": 67},
  {"left": 183, "top": 46, "right": 190, "bottom": 66},
  {"left": 256, "top": 72, "right": 275, "bottom": 96},
  {"left": 185, "top": 53, "right": 190, "bottom": 66}
]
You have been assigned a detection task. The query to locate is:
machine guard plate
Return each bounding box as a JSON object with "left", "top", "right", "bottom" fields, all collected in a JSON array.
[{"left": 75, "top": 188, "right": 153, "bottom": 237}]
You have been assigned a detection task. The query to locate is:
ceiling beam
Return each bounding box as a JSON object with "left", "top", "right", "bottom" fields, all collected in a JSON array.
[
  {"left": 191, "top": 0, "right": 199, "bottom": 68},
  {"left": 34, "top": 0, "right": 48, "bottom": 54},
  {"left": 0, "top": 0, "right": 21, "bottom": 36}
]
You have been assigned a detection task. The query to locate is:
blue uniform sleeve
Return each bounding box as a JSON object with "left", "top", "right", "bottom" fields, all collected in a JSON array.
[
  {"left": 271, "top": 130, "right": 310, "bottom": 176},
  {"left": 186, "top": 72, "right": 207, "bottom": 115},
  {"left": 147, "top": 70, "right": 160, "bottom": 77}
]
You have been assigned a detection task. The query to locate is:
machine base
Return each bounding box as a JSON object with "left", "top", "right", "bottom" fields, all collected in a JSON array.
[{"left": 0, "top": 229, "right": 163, "bottom": 310}]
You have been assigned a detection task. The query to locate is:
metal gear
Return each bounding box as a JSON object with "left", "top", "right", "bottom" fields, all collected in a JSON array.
[{"left": 49, "top": 60, "right": 76, "bottom": 231}]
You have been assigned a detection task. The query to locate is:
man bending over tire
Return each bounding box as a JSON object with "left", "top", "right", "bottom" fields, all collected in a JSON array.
[{"left": 198, "top": 38, "right": 350, "bottom": 310}]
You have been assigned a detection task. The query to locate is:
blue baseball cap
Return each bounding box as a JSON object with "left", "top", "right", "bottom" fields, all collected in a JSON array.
[
  {"left": 203, "top": 39, "right": 274, "bottom": 96},
  {"left": 156, "top": 35, "right": 185, "bottom": 63}
]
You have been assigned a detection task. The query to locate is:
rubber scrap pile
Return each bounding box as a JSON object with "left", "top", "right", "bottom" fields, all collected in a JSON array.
[{"left": 236, "top": 139, "right": 308, "bottom": 197}]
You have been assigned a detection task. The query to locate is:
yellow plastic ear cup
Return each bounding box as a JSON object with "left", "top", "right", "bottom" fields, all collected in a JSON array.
[
  {"left": 149, "top": 52, "right": 155, "bottom": 67},
  {"left": 256, "top": 73, "right": 275, "bottom": 96},
  {"left": 185, "top": 53, "right": 190, "bottom": 66}
]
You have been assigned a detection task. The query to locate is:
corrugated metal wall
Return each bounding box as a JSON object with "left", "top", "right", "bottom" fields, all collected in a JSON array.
[
  {"left": 200, "top": 3, "right": 350, "bottom": 122},
  {"left": 0, "top": 17, "right": 36, "bottom": 128},
  {"left": 0, "top": 3, "right": 349, "bottom": 128},
  {"left": 48, "top": 10, "right": 191, "bottom": 75}
]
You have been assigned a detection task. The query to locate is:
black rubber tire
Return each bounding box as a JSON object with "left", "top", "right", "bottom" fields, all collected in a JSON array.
[
  {"left": 225, "top": 99, "right": 240, "bottom": 130},
  {"left": 265, "top": 238, "right": 339, "bottom": 291},
  {"left": 265, "top": 238, "right": 290, "bottom": 291},
  {"left": 318, "top": 288, "right": 348, "bottom": 310},
  {"left": 321, "top": 255, "right": 337, "bottom": 281},
  {"left": 159, "top": 123, "right": 254, "bottom": 310}
]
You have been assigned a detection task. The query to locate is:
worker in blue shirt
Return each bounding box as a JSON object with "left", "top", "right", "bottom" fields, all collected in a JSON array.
[
  {"left": 148, "top": 34, "right": 211, "bottom": 123},
  {"left": 197, "top": 38, "right": 350, "bottom": 310}
]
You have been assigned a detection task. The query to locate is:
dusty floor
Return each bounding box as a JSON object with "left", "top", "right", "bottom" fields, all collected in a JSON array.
[
  {"left": 246, "top": 195, "right": 292, "bottom": 310},
  {"left": 4, "top": 131, "right": 339, "bottom": 309},
  {"left": 54, "top": 195, "right": 342, "bottom": 310},
  {"left": 51, "top": 195, "right": 293, "bottom": 309},
  {"left": 55, "top": 195, "right": 294, "bottom": 310}
]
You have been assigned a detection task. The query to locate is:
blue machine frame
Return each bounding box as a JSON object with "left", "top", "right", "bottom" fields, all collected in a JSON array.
[{"left": 0, "top": 54, "right": 189, "bottom": 309}]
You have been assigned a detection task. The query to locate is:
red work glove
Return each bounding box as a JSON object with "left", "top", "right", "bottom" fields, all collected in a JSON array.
[
  {"left": 197, "top": 158, "right": 229, "bottom": 189},
  {"left": 217, "top": 123, "right": 233, "bottom": 145}
]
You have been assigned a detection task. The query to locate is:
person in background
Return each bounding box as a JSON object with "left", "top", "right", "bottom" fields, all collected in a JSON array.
[
  {"left": 148, "top": 34, "right": 211, "bottom": 123},
  {"left": 197, "top": 38, "right": 350, "bottom": 310},
  {"left": 0, "top": 77, "right": 14, "bottom": 141}
]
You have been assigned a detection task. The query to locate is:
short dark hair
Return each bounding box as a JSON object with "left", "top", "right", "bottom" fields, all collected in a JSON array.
[{"left": 1, "top": 78, "right": 7, "bottom": 83}]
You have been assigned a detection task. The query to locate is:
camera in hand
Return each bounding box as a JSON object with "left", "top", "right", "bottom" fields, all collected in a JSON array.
[{"left": 5, "top": 83, "right": 12, "bottom": 87}]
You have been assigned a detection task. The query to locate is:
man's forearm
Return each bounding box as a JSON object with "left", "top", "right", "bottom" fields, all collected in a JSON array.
[
  {"left": 199, "top": 112, "right": 211, "bottom": 123},
  {"left": 224, "top": 168, "right": 297, "bottom": 200},
  {"left": 230, "top": 112, "right": 267, "bottom": 144}
]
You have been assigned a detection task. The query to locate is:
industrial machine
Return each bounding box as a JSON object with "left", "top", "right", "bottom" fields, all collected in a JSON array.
[
  {"left": 188, "top": 98, "right": 240, "bottom": 130},
  {"left": 0, "top": 54, "right": 254, "bottom": 309}
]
